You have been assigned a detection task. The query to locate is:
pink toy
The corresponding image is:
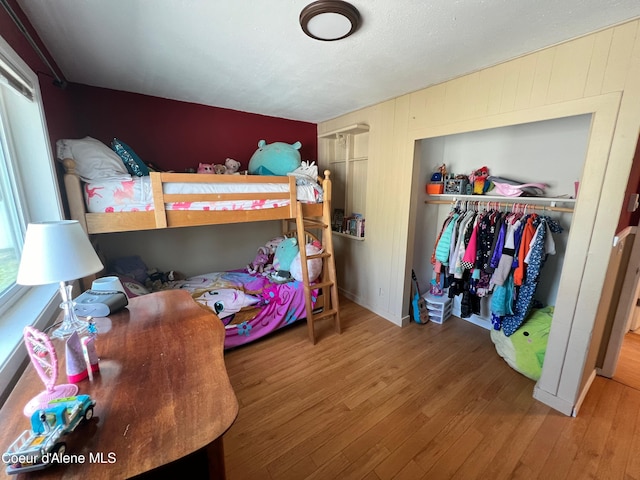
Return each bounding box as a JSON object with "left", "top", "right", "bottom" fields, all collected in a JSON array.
[
  {"left": 22, "top": 326, "right": 78, "bottom": 417},
  {"left": 290, "top": 240, "right": 324, "bottom": 282},
  {"left": 66, "top": 331, "right": 88, "bottom": 383},
  {"left": 197, "top": 163, "right": 215, "bottom": 174},
  {"left": 247, "top": 246, "right": 270, "bottom": 274}
]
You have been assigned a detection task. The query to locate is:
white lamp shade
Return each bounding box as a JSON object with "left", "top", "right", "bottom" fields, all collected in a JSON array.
[{"left": 17, "top": 220, "right": 104, "bottom": 285}]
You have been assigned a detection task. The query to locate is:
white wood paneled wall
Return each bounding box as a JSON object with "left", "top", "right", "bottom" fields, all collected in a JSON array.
[{"left": 318, "top": 19, "right": 640, "bottom": 415}]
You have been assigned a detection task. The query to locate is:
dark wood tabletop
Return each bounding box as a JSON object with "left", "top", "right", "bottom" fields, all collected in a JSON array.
[{"left": 0, "top": 289, "right": 238, "bottom": 479}]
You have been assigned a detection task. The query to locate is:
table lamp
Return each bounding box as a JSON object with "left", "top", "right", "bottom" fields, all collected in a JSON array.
[{"left": 17, "top": 220, "right": 104, "bottom": 339}]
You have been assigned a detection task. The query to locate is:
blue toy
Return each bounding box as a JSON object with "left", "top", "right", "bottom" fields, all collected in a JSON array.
[
  {"left": 248, "top": 140, "right": 302, "bottom": 176},
  {"left": 272, "top": 237, "right": 298, "bottom": 272},
  {"left": 3, "top": 395, "right": 96, "bottom": 475}
]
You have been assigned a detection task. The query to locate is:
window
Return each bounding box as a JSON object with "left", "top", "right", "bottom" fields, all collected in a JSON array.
[
  {"left": 0, "top": 100, "right": 27, "bottom": 308},
  {"left": 0, "top": 34, "right": 64, "bottom": 402}
]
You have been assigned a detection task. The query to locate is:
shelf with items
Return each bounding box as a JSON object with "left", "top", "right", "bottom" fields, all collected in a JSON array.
[
  {"left": 319, "top": 123, "right": 369, "bottom": 240},
  {"left": 333, "top": 231, "right": 365, "bottom": 241},
  {"left": 425, "top": 193, "right": 576, "bottom": 213}
]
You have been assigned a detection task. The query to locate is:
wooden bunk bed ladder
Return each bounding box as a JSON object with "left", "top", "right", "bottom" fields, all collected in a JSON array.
[
  {"left": 295, "top": 171, "right": 342, "bottom": 344},
  {"left": 294, "top": 173, "right": 340, "bottom": 344}
]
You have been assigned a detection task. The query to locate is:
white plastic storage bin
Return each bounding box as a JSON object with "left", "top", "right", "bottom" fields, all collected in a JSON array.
[{"left": 423, "top": 292, "right": 453, "bottom": 324}]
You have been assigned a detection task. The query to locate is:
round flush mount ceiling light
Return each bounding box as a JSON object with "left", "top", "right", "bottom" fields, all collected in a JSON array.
[{"left": 300, "top": 1, "right": 361, "bottom": 41}]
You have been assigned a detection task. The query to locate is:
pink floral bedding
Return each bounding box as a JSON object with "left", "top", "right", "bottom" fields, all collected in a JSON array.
[
  {"left": 171, "top": 270, "right": 317, "bottom": 349},
  {"left": 83, "top": 176, "right": 322, "bottom": 213}
]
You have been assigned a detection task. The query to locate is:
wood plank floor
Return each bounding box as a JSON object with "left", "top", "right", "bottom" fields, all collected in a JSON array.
[
  {"left": 614, "top": 331, "right": 640, "bottom": 391},
  {"left": 221, "top": 297, "right": 640, "bottom": 480}
]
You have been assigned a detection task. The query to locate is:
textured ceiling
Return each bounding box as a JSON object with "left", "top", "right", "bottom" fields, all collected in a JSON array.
[{"left": 16, "top": 0, "right": 640, "bottom": 123}]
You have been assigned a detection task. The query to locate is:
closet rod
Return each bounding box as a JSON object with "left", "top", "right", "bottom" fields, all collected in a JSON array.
[{"left": 424, "top": 199, "right": 574, "bottom": 213}]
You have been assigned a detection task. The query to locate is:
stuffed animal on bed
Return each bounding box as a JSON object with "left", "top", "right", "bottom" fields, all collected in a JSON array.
[
  {"left": 272, "top": 237, "right": 298, "bottom": 272},
  {"left": 247, "top": 247, "right": 270, "bottom": 274},
  {"left": 290, "top": 241, "right": 323, "bottom": 282},
  {"left": 268, "top": 237, "right": 299, "bottom": 283},
  {"left": 197, "top": 163, "right": 215, "bottom": 174},
  {"left": 224, "top": 158, "right": 241, "bottom": 174},
  {"left": 248, "top": 140, "right": 302, "bottom": 176},
  {"left": 246, "top": 236, "right": 286, "bottom": 275},
  {"left": 490, "top": 306, "right": 553, "bottom": 381}
]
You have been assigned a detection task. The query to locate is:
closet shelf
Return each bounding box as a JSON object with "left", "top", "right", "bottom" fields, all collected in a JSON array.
[
  {"left": 426, "top": 194, "right": 575, "bottom": 203},
  {"left": 425, "top": 194, "right": 576, "bottom": 213}
]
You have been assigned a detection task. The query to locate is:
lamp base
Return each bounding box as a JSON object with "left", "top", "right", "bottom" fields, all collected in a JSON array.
[
  {"left": 50, "top": 282, "right": 88, "bottom": 339},
  {"left": 23, "top": 384, "right": 78, "bottom": 417}
]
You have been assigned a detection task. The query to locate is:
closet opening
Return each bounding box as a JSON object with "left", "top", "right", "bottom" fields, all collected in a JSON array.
[{"left": 409, "top": 114, "right": 592, "bottom": 380}]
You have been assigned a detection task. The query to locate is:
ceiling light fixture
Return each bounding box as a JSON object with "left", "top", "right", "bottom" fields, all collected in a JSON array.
[{"left": 300, "top": 1, "right": 361, "bottom": 41}]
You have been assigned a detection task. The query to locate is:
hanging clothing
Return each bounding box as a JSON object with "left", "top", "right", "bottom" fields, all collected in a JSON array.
[
  {"left": 434, "top": 213, "right": 459, "bottom": 265},
  {"left": 501, "top": 217, "right": 562, "bottom": 336},
  {"left": 514, "top": 215, "right": 537, "bottom": 286}
]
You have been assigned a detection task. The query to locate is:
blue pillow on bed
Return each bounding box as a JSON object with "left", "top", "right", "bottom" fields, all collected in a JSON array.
[{"left": 111, "top": 138, "right": 150, "bottom": 177}]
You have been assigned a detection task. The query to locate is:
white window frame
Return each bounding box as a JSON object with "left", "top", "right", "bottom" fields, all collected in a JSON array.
[{"left": 0, "top": 34, "right": 65, "bottom": 403}]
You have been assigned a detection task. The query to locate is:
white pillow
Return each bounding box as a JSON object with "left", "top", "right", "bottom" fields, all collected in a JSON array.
[{"left": 57, "top": 137, "right": 131, "bottom": 182}]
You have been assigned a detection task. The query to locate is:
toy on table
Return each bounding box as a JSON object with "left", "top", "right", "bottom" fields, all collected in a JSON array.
[
  {"left": 3, "top": 395, "right": 96, "bottom": 475},
  {"left": 65, "top": 331, "right": 100, "bottom": 383},
  {"left": 21, "top": 327, "right": 78, "bottom": 418},
  {"left": 248, "top": 140, "right": 302, "bottom": 176}
]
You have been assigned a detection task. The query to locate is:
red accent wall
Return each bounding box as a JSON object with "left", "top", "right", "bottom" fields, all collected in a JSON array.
[
  {"left": 67, "top": 84, "right": 318, "bottom": 172},
  {"left": 616, "top": 136, "right": 640, "bottom": 232}
]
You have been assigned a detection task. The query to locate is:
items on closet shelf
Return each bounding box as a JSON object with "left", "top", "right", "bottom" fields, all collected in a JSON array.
[{"left": 430, "top": 202, "right": 563, "bottom": 336}]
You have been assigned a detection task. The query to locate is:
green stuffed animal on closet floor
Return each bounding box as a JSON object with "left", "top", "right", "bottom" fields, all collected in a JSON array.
[{"left": 490, "top": 306, "right": 553, "bottom": 381}]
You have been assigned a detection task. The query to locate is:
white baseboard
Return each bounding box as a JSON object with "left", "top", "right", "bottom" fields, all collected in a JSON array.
[{"left": 533, "top": 384, "right": 575, "bottom": 416}]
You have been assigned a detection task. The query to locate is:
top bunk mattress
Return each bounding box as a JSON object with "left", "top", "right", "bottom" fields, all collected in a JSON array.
[{"left": 83, "top": 176, "right": 323, "bottom": 213}]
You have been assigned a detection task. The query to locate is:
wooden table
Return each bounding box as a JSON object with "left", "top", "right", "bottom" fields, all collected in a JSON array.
[{"left": 0, "top": 289, "right": 238, "bottom": 479}]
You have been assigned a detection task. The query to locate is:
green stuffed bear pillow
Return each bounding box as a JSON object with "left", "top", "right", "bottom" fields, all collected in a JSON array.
[{"left": 490, "top": 306, "right": 553, "bottom": 381}]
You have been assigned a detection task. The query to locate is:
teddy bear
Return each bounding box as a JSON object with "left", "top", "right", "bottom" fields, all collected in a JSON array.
[{"left": 224, "top": 158, "right": 241, "bottom": 174}]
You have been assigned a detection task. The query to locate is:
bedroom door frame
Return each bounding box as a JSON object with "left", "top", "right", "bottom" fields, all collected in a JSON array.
[{"left": 599, "top": 217, "right": 640, "bottom": 377}]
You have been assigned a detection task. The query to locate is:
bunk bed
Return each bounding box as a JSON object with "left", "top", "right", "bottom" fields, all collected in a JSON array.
[{"left": 60, "top": 146, "right": 340, "bottom": 348}]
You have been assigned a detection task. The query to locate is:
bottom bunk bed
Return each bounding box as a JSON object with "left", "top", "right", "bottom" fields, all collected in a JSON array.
[
  {"left": 115, "top": 268, "right": 317, "bottom": 349},
  {"left": 105, "top": 225, "right": 331, "bottom": 349}
]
